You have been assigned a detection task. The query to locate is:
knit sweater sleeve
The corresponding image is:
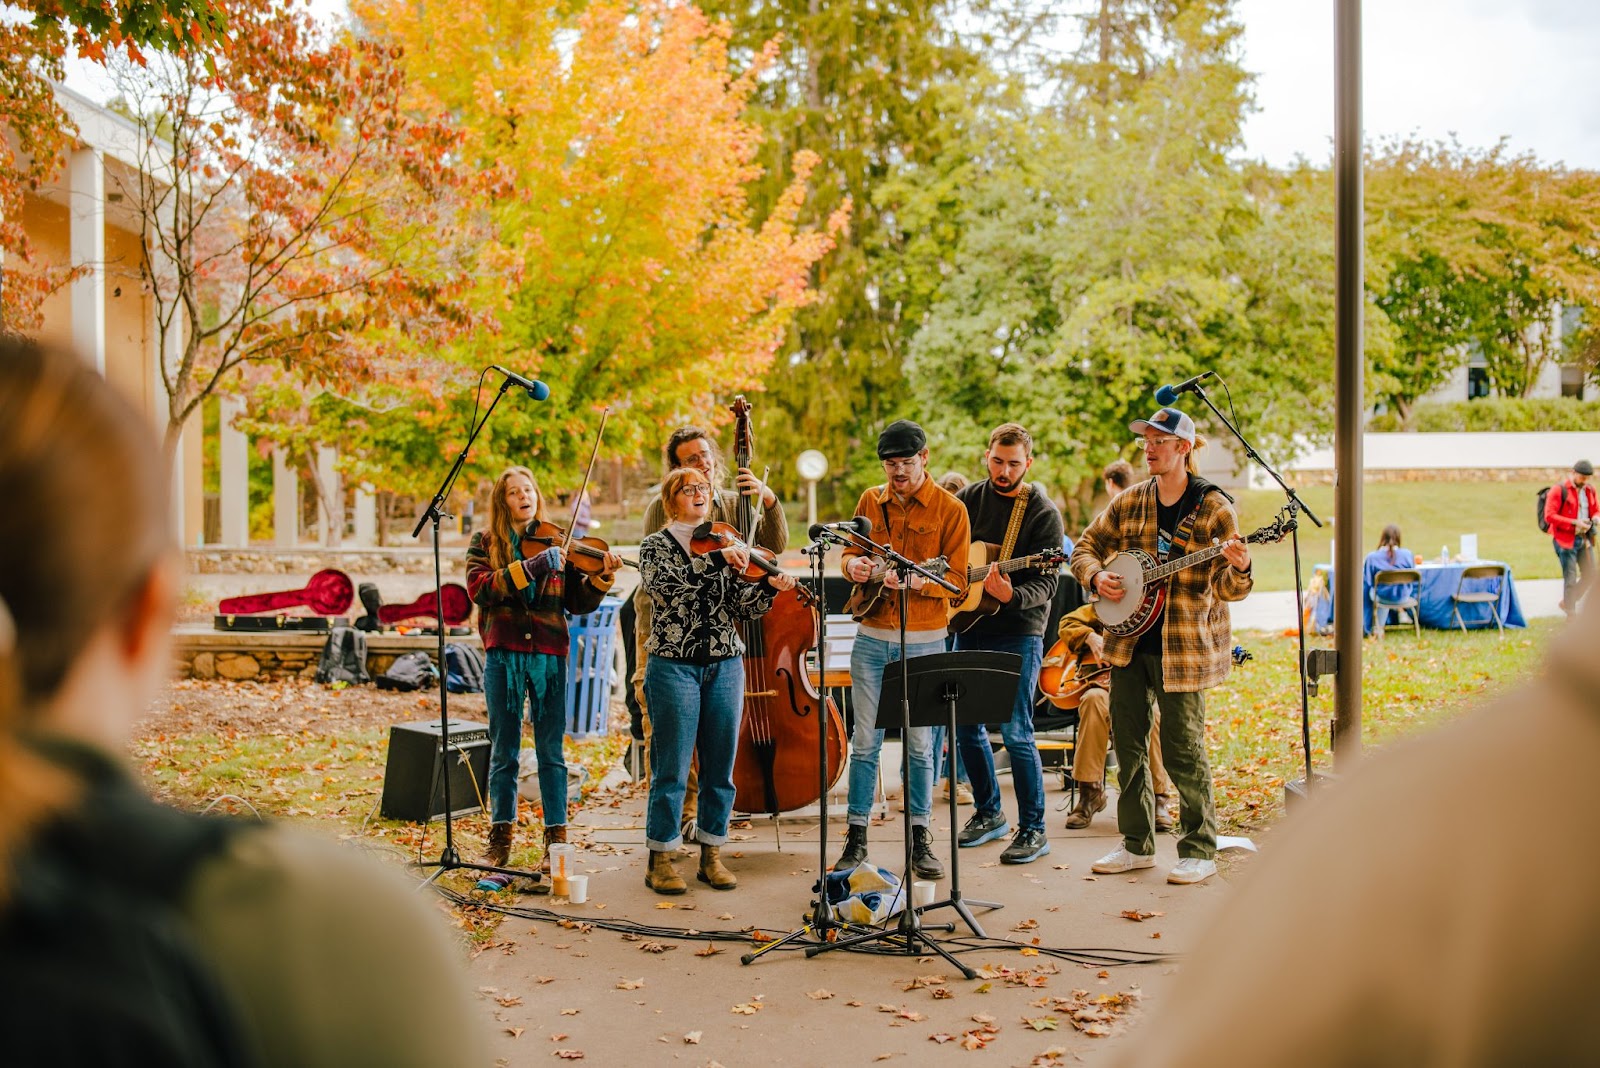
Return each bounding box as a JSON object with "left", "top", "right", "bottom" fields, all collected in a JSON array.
[{"left": 465, "top": 532, "right": 526, "bottom": 608}]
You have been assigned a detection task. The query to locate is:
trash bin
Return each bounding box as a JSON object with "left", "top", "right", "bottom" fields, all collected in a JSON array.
[{"left": 566, "top": 595, "right": 623, "bottom": 738}]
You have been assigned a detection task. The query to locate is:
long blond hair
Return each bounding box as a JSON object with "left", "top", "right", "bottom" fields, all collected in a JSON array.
[
  {"left": 0, "top": 336, "right": 173, "bottom": 899},
  {"left": 484, "top": 466, "right": 544, "bottom": 571},
  {"left": 1184, "top": 434, "right": 1208, "bottom": 476}
]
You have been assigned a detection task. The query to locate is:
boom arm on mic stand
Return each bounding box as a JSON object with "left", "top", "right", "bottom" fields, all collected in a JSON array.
[{"left": 845, "top": 529, "right": 961, "bottom": 596}]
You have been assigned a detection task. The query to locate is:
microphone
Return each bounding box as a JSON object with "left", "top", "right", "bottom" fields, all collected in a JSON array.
[
  {"left": 1154, "top": 371, "right": 1216, "bottom": 407},
  {"left": 807, "top": 516, "right": 872, "bottom": 541},
  {"left": 492, "top": 365, "right": 551, "bottom": 401}
]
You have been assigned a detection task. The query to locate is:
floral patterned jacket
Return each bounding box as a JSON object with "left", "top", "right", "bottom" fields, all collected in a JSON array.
[{"left": 638, "top": 530, "right": 779, "bottom": 663}]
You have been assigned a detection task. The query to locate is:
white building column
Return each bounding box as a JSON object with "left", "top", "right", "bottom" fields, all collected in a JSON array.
[
  {"left": 316, "top": 444, "right": 341, "bottom": 547},
  {"left": 69, "top": 147, "right": 106, "bottom": 373},
  {"left": 273, "top": 448, "right": 298, "bottom": 548},
  {"left": 219, "top": 396, "right": 250, "bottom": 546},
  {"left": 354, "top": 482, "right": 377, "bottom": 547}
]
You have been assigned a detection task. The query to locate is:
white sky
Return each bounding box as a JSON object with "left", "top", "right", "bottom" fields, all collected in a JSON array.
[{"left": 1234, "top": 0, "right": 1600, "bottom": 169}]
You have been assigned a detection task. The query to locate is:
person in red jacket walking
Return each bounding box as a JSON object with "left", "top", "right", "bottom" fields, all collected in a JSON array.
[{"left": 1545, "top": 459, "right": 1598, "bottom": 615}]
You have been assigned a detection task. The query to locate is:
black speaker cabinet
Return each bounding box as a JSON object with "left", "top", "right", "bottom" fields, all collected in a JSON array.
[{"left": 379, "top": 718, "right": 491, "bottom": 822}]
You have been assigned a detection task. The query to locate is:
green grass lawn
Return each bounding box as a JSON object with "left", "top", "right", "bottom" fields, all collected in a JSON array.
[
  {"left": 1210, "top": 616, "right": 1560, "bottom": 836},
  {"left": 1234, "top": 480, "right": 1561, "bottom": 592}
]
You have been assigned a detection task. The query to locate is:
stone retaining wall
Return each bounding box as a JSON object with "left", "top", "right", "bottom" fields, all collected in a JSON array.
[
  {"left": 173, "top": 626, "right": 481, "bottom": 681},
  {"left": 187, "top": 548, "right": 449, "bottom": 575}
]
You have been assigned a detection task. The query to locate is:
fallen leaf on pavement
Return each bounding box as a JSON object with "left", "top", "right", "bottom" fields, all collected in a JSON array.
[
  {"left": 1119, "top": 909, "right": 1165, "bottom": 922},
  {"left": 1012, "top": 919, "right": 1039, "bottom": 931},
  {"left": 560, "top": 1009, "right": 580, "bottom": 1016},
  {"left": 552, "top": 1051, "right": 585, "bottom": 1060},
  {"left": 683, "top": 1032, "right": 702, "bottom": 1045},
  {"left": 695, "top": 943, "right": 722, "bottom": 957},
  {"left": 504, "top": 1027, "right": 523, "bottom": 1038},
  {"left": 1023, "top": 1016, "right": 1060, "bottom": 1031},
  {"left": 639, "top": 941, "right": 675, "bottom": 953},
  {"left": 731, "top": 1003, "right": 762, "bottom": 1015},
  {"left": 806, "top": 989, "right": 835, "bottom": 1000},
  {"left": 616, "top": 979, "right": 646, "bottom": 990}
]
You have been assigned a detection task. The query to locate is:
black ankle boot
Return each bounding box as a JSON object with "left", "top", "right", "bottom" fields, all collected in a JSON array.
[
  {"left": 832, "top": 824, "right": 869, "bottom": 871},
  {"left": 911, "top": 825, "right": 944, "bottom": 880}
]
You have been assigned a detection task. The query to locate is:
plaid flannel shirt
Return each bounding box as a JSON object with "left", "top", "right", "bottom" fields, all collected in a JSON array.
[
  {"left": 1069, "top": 477, "right": 1252, "bottom": 693},
  {"left": 466, "top": 531, "right": 613, "bottom": 656}
]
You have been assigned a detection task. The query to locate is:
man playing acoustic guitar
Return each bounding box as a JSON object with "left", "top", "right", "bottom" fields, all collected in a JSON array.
[
  {"left": 1069, "top": 406, "right": 1252, "bottom": 885},
  {"left": 950, "top": 423, "right": 1063, "bottom": 865}
]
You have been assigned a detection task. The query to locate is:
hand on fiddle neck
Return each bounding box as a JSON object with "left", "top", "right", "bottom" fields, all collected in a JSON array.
[{"left": 769, "top": 572, "right": 797, "bottom": 592}]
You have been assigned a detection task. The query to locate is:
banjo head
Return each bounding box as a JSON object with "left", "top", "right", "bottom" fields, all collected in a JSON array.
[{"left": 1092, "top": 549, "right": 1156, "bottom": 628}]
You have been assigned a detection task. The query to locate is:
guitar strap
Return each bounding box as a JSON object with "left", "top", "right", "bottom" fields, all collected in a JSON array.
[
  {"left": 998, "top": 483, "right": 1031, "bottom": 562},
  {"left": 1164, "top": 504, "right": 1202, "bottom": 566}
]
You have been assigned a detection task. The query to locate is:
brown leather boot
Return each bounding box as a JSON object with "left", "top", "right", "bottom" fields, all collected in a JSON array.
[
  {"left": 485, "top": 822, "right": 513, "bottom": 868},
  {"left": 645, "top": 850, "right": 687, "bottom": 895},
  {"left": 697, "top": 845, "right": 737, "bottom": 890},
  {"left": 539, "top": 824, "right": 567, "bottom": 878},
  {"left": 1064, "top": 782, "right": 1106, "bottom": 830},
  {"left": 1154, "top": 794, "right": 1176, "bottom": 833}
]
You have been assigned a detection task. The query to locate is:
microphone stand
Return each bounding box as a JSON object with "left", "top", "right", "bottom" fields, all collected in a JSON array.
[
  {"left": 412, "top": 373, "right": 536, "bottom": 887},
  {"left": 807, "top": 533, "right": 973, "bottom": 977},
  {"left": 1186, "top": 384, "right": 1320, "bottom": 795},
  {"left": 742, "top": 530, "right": 858, "bottom": 964}
]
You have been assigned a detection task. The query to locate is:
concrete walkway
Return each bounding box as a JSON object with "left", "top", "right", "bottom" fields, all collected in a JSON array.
[
  {"left": 464, "top": 750, "right": 1235, "bottom": 1066},
  {"left": 1228, "top": 577, "right": 1564, "bottom": 633}
]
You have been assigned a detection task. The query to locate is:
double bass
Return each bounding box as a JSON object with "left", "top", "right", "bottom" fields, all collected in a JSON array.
[{"left": 725, "top": 397, "right": 848, "bottom": 822}]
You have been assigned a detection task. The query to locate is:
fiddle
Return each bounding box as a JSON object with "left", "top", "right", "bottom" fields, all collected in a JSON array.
[
  {"left": 520, "top": 519, "right": 634, "bottom": 576},
  {"left": 689, "top": 521, "right": 786, "bottom": 582}
]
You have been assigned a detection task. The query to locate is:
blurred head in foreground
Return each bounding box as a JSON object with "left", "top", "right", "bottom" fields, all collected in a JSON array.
[{"left": 1114, "top": 605, "right": 1600, "bottom": 1066}]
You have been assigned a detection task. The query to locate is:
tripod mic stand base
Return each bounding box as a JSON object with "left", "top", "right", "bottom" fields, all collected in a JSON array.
[{"left": 414, "top": 853, "right": 544, "bottom": 890}]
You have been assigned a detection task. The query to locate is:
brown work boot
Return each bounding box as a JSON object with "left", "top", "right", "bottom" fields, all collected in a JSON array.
[
  {"left": 1064, "top": 782, "right": 1106, "bottom": 830},
  {"left": 529, "top": 823, "right": 566, "bottom": 894},
  {"left": 645, "top": 850, "right": 687, "bottom": 895},
  {"left": 1154, "top": 794, "right": 1176, "bottom": 833},
  {"left": 697, "top": 845, "right": 738, "bottom": 890},
  {"left": 485, "top": 822, "right": 513, "bottom": 868}
]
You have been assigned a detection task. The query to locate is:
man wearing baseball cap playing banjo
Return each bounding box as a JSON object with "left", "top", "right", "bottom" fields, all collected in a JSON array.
[{"left": 1068, "top": 406, "right": 1253, "bottom": 885}]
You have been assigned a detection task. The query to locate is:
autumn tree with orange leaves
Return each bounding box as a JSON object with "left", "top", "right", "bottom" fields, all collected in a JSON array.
[
  {"left": 348, "top": 0, "right": 849, "bottom": 481},
  {"left": 100, "top": 0, "right": 482, "bottom": 460},
  {"left": 1, "top": 0, "right": 225, "bottom": 330}
]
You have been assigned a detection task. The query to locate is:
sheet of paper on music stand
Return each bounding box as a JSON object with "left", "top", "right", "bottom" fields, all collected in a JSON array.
[{"left": 1460, "top": 534, "right": 1478, "bottom": 561}]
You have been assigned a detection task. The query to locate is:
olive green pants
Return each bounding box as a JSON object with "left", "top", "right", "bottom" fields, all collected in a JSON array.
[{"left": 1108, "top": 653, "right": 1216, "bottom": 860}]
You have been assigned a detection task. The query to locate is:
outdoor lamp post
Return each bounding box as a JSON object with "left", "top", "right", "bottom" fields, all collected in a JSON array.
[{"left": 796, "top": 449, "right": 828, "bottom": 530}]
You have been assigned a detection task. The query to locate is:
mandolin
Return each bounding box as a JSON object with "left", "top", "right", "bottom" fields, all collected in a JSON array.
[
  {"left": 841, "top": 554, "right": 952, "bottom": 623},
  {"left": 946, "top": 543, "right": 1068, "bottom": 633}
]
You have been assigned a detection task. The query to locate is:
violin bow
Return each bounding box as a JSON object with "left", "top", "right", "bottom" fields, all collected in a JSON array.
[{"left": 563, "top": 406, "right": 610, "bottom": 551}]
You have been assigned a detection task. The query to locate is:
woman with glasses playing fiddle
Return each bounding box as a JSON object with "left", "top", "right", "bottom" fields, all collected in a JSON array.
[{"left": 638, "top": 467, "right": 796, "bottom": 894}]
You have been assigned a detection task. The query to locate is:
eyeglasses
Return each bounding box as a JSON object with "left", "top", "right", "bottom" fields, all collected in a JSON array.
[
  {"left": 882, "top": 458, "right": 920, "bottom": 473},
  {"left": 676, "top": 484, "right": 711, "bottom": 499},
  {"left": 1135, "top": 436, "right": 1180, "bottom": 451}
]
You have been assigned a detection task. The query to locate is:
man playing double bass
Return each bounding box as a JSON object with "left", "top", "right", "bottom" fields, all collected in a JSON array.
[
  {"left": 631, "top": 425, "right": 787, "bottom": 835},
  {"left": 951, "top": 423, "right": 1062, "bottom": 865},
  {"left": 1069, "top": 406, "right": 1252, "bottom": 886}
]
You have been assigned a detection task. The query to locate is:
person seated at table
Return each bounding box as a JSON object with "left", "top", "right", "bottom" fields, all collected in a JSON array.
[{"left": 1363, "top": 525, "right": 1418, "bottom": 632}]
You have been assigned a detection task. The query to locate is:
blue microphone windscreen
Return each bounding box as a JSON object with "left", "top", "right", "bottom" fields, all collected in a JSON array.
[
  {"left": 1154, "top": 384, "right": 1179, "bottom": 406},
  {"left": 530, "top": 379, "right": 552, "bottom": 401}
]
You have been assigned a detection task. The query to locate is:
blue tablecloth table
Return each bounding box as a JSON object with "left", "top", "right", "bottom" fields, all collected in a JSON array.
[{"left": 1313, "top": 561, "right": 1525, "bottom": 634}]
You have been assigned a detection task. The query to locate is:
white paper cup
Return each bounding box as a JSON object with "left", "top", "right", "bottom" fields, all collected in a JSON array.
[
  {"left": 913, "top": 879, "right": 937, "bottom": 908},
  {"left": 567, "top": 874, "right": 589, "bottom": 904}
]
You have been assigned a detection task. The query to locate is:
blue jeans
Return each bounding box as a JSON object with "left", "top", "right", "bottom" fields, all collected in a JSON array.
[
  {"left": 483, "top": 648, "right": 568, "bottom": 827},
  {"left": 644, "top": 656, "right": 743, "bottom": 851},
  {"left": 953, "top": 634, "right": 1046, "bottom": 833},
  {"left": 1555, "top": 539, "right": 1594, "bottom": 611},
  {"left": 846, "top": 634, "right": 942, "bottom": 828},
  {"left": 929, "top": 725, "right": 968, "bottom": 784}
]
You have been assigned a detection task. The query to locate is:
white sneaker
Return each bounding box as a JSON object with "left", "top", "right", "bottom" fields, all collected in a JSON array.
[
  {"left": 1091, "top": 846, "right": 1156, "bottom": 874},
  {"left": 1167, "top": 857, "right": 1217, "bottom": 885}
]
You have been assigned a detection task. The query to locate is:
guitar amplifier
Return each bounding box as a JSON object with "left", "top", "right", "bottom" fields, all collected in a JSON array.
[{"left": 379, "top": 718, "right": 491, "bottom": 823}]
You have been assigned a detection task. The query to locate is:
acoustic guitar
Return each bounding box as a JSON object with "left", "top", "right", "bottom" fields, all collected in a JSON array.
[
  {"left": 1037, "top": 640, "right": 1110, "bottom": 711},
  {"left": 842, "top": 555, "right": 952, "bottom": 622},
  {"left": 1092, "top": 517, "right": 1290, "bottom": 637},
  {"left": 946, "top": 543, "right": 1068, "bottom": 634}
]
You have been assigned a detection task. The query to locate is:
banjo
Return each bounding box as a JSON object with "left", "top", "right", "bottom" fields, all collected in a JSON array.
[{"left": 1092, "top": 518, "right": 1289, "bottom": 637}]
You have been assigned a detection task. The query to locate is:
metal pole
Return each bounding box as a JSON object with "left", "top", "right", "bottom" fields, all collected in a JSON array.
[{"left": 1332, "top": 0, "right": 1364, "bottom": 768}]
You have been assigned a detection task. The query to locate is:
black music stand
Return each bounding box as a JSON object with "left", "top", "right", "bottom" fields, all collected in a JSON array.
[{"left": 884, "top": 650, "right": 1016, "bottom": 937}]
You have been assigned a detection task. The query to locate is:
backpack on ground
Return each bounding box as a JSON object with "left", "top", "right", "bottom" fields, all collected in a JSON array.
[
  {"left": 444, "top": 643, "right": 486, "bottom": 694},
  {"left": 1537, "top": 484, "right": 1567, "bottom": 534},
  {"left": 314, "top": 626, "right": 370, "bottom": 686},
  {"left": 375, "top": 651, "right": 438, "bottom": 692}
]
